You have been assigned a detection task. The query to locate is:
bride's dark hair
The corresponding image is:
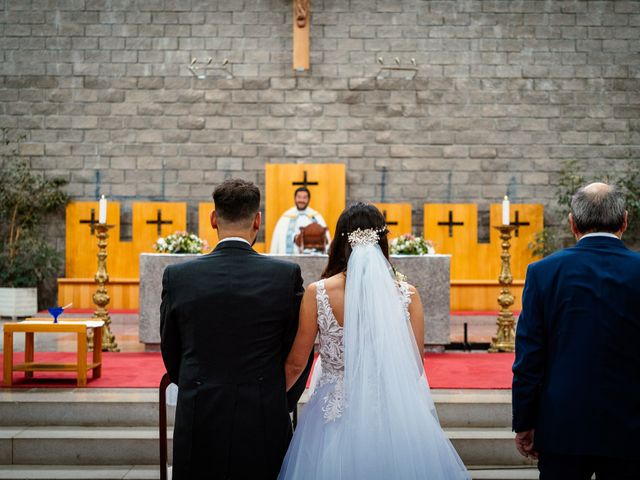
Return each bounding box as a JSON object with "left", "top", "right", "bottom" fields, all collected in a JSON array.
[{"left": 322, "top": 202, "right": 390, "bottom": 278}]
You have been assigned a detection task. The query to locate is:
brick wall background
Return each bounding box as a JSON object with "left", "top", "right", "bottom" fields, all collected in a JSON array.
[{"left": 1, "top": 0, "right": 639, "bottom": 251}]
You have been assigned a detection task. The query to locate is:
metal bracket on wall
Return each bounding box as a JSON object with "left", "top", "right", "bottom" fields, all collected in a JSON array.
[
  {"left": 376, "top": 56, "right": 419, "bottom": 80},
  {"left": 187, "top": 57, "right": 233, "bottom": 80}
]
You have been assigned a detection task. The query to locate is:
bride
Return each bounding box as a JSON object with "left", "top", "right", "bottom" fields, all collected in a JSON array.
[{"left": 279, "top": 203, "right": 469, "bottom": 479}]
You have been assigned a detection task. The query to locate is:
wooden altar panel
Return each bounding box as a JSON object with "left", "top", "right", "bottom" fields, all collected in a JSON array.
[
  {"left": 65, "top": 201, "right": 122, "bottom": 278},
  {"left": 424, "top": 204, "right": 481, "bottom": 280},
  {"left": 132, "top": 202, "right": 187, "bottom": 253},
  {"left": 371, "top": 203, "right": 412, "bottom": 239},
  {"left": 58, "top": 278, "right": 139, "bottom": 310},
  {"left": 489, "top": 203, "right": 544, "bottom": 280},
  {"left": 265, "top": 164, "right": 346, "bottom": 252},
  {"left": 198, "top": 202, "right": 265, "bottom": 253},
  {"left": 198, "top": 202, "right": 218, "bottom": 252}
]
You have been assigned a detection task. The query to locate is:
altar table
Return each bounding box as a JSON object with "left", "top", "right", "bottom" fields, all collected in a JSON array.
[{"left": 139, "top": 253, "right": 451, "bottom": 351}]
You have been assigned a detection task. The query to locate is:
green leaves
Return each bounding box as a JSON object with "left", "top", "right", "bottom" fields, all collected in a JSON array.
[
  {"left": 533, "top": 159, "right": 640, "bottom": 257},
  {"left": 0, "top": 133, "right": 68, "bottom": 287}
]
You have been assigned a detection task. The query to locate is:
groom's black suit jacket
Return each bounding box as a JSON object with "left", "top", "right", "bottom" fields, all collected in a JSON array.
[
  {"left": 160, "top": 240, "right": 311, "bottom": 479},
  {"left": 513, "top": 236, "right": 640, "bottom": 459}
]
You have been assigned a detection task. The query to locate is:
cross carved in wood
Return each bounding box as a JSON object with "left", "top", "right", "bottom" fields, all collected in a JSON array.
[
  {"left": 146, "top": 209, "right": 173, "bottom": 237},
  {"left": 383, "top": 210, "right": 399, "bottom": 226},
  {"left": 437, "top": 211, "right": 465, "bottom": 238},
  {"left": 291, "top": 170, "right": 319, "bottom": 188},
  {"left": 510, "top": 210, "right": 530, "bottom": 238},
  {"left": 79, "top": 208, "right": 98, "bottom": 235}
]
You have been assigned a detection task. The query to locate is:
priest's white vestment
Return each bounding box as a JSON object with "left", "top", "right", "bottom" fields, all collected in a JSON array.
[{"left": 270, "top": 206, "right": 330, "bottom": 254}]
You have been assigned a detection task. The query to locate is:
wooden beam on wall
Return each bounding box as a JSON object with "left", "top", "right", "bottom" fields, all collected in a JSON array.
[{"left": 293, "top": 0, "right": 310, "bottom": 71}]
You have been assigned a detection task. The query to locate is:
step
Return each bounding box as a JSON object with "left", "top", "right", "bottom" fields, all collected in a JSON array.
[
  {"left": 0, "top": 466, "right": 543, "bottom": 480},
  {"left": 0, "top": 426, "right": 533, "bottom": 467},
  {"left": 0, "top": 388, "right": 512, "bottom": 428},
  {"left": 0, "top": 389, "right": 173, "bottom": 427},
  {"left": 0, "top": 427, "right": 171, "bottom": 465},
  {"left": 0, "top": 465, "right": 159, "bottom": 480},
  {"left": 448, "top": 428, "right": 535, "bottom": 467},
  {"left": 468, "top": 466, "right": 539, "bottom": 479},
  {"left": 0, "top": 466, "right": 542, "bottom": 480}
]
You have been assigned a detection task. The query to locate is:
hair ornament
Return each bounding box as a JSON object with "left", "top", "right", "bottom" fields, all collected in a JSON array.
[{"left": 347, "top": 227, "right": 386, "bottom": 248}]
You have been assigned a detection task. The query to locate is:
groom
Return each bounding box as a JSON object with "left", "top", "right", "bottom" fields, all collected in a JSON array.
[
  {"left": 513, "top": 182, "right": 640, "bottom": 479},
  {"left": 161, "top": 179, "right": 312, "bottom": 479}
]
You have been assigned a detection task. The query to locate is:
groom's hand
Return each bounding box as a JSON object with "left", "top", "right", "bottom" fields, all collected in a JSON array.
[{"left": 515, "top": 429, "right": 538, "bottom": 460}]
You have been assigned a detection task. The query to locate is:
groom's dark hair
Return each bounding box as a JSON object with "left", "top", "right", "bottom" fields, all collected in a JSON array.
[{"left": 213, "top": 179, "right": 260, "bottom": 224}]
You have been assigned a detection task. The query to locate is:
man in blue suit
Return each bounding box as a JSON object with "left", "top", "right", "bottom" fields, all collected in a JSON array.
[{"left": 513, "top": 182, "right": 640, "bottom": 479}]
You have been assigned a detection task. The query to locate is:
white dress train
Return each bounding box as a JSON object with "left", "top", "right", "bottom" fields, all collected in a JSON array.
[{"left": 279, "top": 263, "right": 469, "bottom": 480}]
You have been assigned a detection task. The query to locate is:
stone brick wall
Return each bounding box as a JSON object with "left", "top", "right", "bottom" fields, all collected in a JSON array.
[{"left": 1, "top": 0, "right": 639, "bottom": 245}]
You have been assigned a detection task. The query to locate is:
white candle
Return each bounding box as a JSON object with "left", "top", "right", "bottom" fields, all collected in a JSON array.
[
  {"left": 99, "top": 195, "right": 107, "bottom": 224},
  {"left": 502, "top": 195, "right": 510, "bottom": 225}
]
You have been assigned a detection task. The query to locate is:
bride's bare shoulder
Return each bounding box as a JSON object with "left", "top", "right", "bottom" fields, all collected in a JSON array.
[{"left": 321, "top": 273, "right": 345, "bottom": 292}]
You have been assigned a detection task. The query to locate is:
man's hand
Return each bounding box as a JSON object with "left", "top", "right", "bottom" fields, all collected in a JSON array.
[{"left": 515, "top": 429, "right": 539, "bottom": 460}]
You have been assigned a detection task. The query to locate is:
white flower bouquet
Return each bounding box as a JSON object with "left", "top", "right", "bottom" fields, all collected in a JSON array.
[
  {"left": 389, "top": 234, "right": 435, "bottom": 255},
  {"left": 153, "top": 231, "right": 209, "bottom": 254}
]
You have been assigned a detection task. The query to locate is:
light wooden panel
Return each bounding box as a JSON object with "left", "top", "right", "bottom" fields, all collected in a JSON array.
[
  {"left": 451, "top": 281, "right": 524, "bottom": 312},
  {"left": 292, "top": 1, "right": 310, "bottom": 71},
  {"left": 65, "top": 201, "right": 122, "bottom": 278},
  {"left": 265, "top": 164, "right": 345, "bottom": 252},
  {"left": 132, "top": 202, "right": 187, "bottom": 254},
  {"left": 57, "top": 278, "right": 139, "bottom": 310},
  {"left": 198, "top": 203, "right": 218, "bottom": 253},
  {"left": 424, "top": 204, "right": 480, "bottom": 280},
  {"left": 371, "top": 203, "right": 412, "bottom": 239},
  {"left": 489, "top": 203, "right": 544, "bottom": 280}
]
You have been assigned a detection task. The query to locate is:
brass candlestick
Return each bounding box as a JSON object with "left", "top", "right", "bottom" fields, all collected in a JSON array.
[
  {"left": 91, "top": 223, "right": 119, "bottom": 352},
  {"left": 489, "top": 225, "right": 517, "bottom": 353}
]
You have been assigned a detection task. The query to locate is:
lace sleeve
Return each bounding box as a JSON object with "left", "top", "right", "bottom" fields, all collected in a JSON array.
[{"left": 397, "top": 281, "right": 414, "bottom": 321}]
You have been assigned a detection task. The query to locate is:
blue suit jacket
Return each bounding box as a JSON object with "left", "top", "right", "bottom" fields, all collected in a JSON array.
[{"left": 512, "top": 235, "right": 640, "bottom": 459}]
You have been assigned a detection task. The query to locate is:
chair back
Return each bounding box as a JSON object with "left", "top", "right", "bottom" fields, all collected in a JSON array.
[
  {"left": 159, "top": 372, "right": 171, "bottom": 480},
  {"left": 295, "top": 222, "right": 328, "bottom": 251}
]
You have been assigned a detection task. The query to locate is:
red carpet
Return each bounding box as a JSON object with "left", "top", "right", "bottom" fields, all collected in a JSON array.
[{"left": 1, "top": 352, "right": 514, "bottom": 389}]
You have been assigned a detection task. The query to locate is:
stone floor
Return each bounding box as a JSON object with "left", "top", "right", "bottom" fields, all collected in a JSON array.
[{"left": 1, "top": 311, "right": 502, "bottom": 353}]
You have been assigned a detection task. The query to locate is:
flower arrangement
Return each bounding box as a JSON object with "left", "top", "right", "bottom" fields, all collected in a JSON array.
[
  {"left": 154, "top": 231, "right": 209, "bottom": 254},
  {"left": 389, "top": 234, "right": 435, "bottom": 255}
]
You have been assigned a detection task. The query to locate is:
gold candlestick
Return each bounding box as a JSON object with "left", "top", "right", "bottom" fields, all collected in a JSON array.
[
  {"left": 489, "top": 225, "right": 517, "bottom": 353},
  {"left": 91, "top": 223, "right": 119, "bottom": 352}
]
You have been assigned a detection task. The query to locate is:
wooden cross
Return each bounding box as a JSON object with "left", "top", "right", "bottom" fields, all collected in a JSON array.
[
  {"left": 292, "top": 170, "right": 319, "bottom": 188},
  {"left": 146, "top": 209, "right": 173, "bottom": 236},
  {"left": 383, "top": 210, "right": 399, "bottom": 226},
  {"left": 437, "top": 210, "right": 464, "bottom": 238},
  {"left": 510, "top": 210, "right": 530, "bottom": 238},
  {"left": 79, "top": 208, "right": 98, "bottom": 235},
  {"left": 293, "top": 0, "right": 310, "bottom": 71}
]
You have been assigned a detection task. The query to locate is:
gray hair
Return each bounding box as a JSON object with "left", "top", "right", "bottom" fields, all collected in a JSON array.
[{"left": 570, "top": 183, "right": 626, "bottom": 234}]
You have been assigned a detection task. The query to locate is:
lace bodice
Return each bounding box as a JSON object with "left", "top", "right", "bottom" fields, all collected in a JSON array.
[{"left": 314, "top": 279, "right": 413, "bottom": 422}]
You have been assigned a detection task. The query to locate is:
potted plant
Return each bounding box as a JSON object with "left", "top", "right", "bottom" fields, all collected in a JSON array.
[{"left": 0, "top": 132, "right": 68, "bottom": 318}]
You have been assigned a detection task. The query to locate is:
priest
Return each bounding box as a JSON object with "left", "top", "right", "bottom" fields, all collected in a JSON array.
[{"left": 270, "top": 187, "right": 330, "bottom": 254}]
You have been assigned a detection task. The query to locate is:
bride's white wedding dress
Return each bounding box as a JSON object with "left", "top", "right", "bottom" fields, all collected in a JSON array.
[{"left": 279, "top": 236, "right": 469, "bottom": 479}]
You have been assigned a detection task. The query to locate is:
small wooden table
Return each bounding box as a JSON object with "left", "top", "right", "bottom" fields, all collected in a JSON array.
[{"left": 3, "top": 318, "right": 104, "bottom": 387}]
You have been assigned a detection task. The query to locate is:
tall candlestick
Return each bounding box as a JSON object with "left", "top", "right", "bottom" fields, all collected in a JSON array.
[
  {"left": 489, "top": 225, "right": 517, "bottom": 353},
  {"left": 502, "top": 195, "right": 510, "bottom": 225},
  {"left": 98, "top": 195, "right": 107, "bottom": 224},
  {"left": 92, "top": 223, "right": 119, "bottom": 352}
]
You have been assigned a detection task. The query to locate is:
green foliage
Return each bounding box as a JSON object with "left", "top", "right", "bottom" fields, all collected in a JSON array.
[
  {"left": 531, "top": 159, "right": 640, "bottom": 257},
  {"left": 0, "top": 131, "right": 68, "bottom": 287},
  {"left": 528, "top": 228, "right": 558, "bottom": 259}
]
